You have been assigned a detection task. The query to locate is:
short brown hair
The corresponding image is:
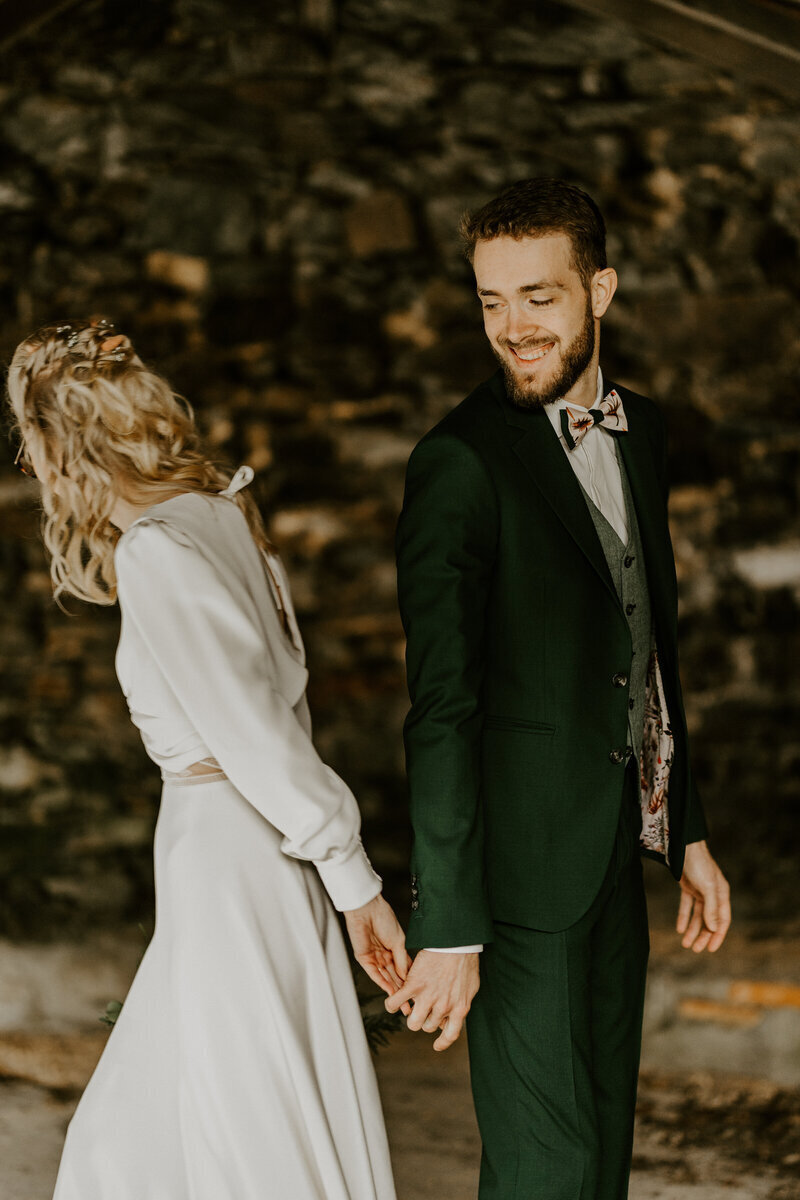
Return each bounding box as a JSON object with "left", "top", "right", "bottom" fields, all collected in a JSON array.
[{"left": 459, "top": 178, "right": 607, "bottom": 287}]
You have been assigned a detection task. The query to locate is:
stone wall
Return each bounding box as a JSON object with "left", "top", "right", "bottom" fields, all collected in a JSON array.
[{"left": 0, "top": 0, "right": 798, "bottom": 937}]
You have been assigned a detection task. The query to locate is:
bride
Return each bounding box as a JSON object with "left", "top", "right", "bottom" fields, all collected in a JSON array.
[{"left": 7, "top": 318, "right": 408, "bottom": 1199}]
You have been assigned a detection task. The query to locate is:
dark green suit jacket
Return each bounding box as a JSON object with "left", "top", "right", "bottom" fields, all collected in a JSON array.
[{"left": 395, "top": 371, "right": 708, "bottom": 946}]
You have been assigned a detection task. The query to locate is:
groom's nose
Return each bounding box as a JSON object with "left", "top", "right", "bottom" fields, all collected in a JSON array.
[{"left": 503, "top": 304, "right": 537, "bottom": 345}]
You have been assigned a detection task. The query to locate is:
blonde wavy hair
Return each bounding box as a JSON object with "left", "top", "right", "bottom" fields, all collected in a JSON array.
[{"left": 6, "top": 318, "right": 272, "bottom": 606}]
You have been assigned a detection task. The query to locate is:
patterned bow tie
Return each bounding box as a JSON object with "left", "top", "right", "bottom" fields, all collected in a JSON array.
[{"left": 559, "top": 390, "right": 628, "bottom": 450}]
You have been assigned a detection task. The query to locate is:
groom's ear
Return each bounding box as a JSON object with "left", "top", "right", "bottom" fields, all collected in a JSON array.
[{"left": 591, "top": 267, "right": 617, "bottom": 319}]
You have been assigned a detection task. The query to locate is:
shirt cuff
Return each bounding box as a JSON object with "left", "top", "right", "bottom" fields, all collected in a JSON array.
[
  {"left": 315, "top": 840, "right": 383, "bottom": 913},
  {"left": 424, "top": 945, "right": 484, "bottom": 954}
]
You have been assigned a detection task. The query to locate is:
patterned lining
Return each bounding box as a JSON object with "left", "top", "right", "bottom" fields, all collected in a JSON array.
[{"left": 639, "top": 647, "right": 673, "bottom": 864}]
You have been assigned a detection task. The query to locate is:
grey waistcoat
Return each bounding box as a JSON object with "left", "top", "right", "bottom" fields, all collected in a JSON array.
[{"left": 578, "top": 446, "right": 652, "bottom": 764}]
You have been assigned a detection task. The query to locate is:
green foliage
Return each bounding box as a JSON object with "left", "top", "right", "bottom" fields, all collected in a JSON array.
[
  {"left": 99, "top": 999, "right": 123, "bottom": 1028},
  {"left": 358, "top": 993, "right": 404, "bottom": 1054}
]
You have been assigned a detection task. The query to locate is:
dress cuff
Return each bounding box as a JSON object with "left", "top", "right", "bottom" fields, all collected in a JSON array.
[
  {"left": 424, "top": 945, "right": 484, "bottom": 954},
  {"left": 315, "top": 840, "right": 383, "bottom": 913}
]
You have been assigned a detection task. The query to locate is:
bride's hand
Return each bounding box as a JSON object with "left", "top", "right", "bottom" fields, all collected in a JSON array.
[{"left": 343, "top": 894, "right": 413, "bottom": 1012}]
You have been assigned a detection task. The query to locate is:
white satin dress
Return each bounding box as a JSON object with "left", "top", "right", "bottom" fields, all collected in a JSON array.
[{"left": 52, "top": 468, "right": 397, "bottom": 1200}]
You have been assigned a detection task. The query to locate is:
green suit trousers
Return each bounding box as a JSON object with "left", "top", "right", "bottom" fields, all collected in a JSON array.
[{"left": 466, "top": 761, "right": 650, "bottom": 1199}]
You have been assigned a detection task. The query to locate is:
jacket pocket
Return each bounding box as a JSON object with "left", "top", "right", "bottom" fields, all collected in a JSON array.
[{"left": 483, "top": 715, "right": 556, "bottom": 735}]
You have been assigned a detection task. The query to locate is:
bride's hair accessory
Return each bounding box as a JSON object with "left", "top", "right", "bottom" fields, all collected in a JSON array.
[{"left": 19, "top": 317, "right": 135, "bottom": 376}]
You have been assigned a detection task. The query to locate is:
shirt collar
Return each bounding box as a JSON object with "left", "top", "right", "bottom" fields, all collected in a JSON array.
[{"left": 544, "top": 367, "right": 604, "bottom": 442}]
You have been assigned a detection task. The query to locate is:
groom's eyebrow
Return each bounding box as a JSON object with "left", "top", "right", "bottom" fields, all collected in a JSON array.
[
  {"left": 477, "top": 281, "right": 566, "bottom": 296},
  {"left": 518, "top": 281, "right": 566, "bottom": 293}
]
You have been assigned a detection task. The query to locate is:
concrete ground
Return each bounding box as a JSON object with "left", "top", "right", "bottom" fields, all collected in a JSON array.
[
  {"left": 0, "top": 1033, "right": 798, "bottom": 1200},
  {"left": 1, "top": 868, "right": 798, "bottom": 1199},
  {"left": 377, "top": 1037, "right": 800, "bottom": 1200}
]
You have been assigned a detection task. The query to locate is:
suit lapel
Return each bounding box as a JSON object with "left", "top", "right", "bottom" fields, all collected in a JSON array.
[
  {"left": 489, "top": 374, "right": 622, "bottom": 613},
  {"left": 614, "top": 384, "right": 676, "bottom": 645},
  {"left": 490, "top": 372, "right": 675, "bottom": 631}
]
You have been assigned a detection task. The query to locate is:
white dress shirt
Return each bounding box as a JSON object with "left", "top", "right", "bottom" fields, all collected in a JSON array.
[
  {"left": 427, "top": 367, "right": 626, "bottom": 955},
  {"left": 545, "top": 367, "right": 628, "bottom": 543}
]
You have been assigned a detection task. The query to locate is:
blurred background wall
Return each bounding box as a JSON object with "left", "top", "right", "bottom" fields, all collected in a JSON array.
[{"left": 0, "top": 0, "right": 798, "bottom": 942}]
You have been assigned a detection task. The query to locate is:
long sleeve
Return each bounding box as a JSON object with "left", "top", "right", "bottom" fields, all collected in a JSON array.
[
  {"left": 396, "top": 432, "right": 498, "bottom": 948},
  {"left": 114, "top": 519, "right": 382, "bottom": 912}
]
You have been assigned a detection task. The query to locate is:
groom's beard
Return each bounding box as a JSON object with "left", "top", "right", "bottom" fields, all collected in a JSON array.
[{"left": 493, "top": 296, "right": 596, "bottom": 410}]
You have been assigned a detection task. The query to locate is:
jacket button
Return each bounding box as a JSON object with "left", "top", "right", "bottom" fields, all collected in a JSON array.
[
  {"left": 625, "top": 603, "right": 636, "bottom": 615},
  {"left": 624, "top": 556, "right": 634, "bottom": 568},
  {"left": 410, "top": 898, "right": 419, "bottom": 911},
  {"left": 609, "top": 748, "right": 625, "bottom": 764},
  {"left": 612, "top": 673, "right": 628, "bottom": 688}
]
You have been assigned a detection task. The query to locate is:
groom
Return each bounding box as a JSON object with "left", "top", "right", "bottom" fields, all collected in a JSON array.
[{"left": 386, "top": 178, "right": 731, "bottom": 1198}]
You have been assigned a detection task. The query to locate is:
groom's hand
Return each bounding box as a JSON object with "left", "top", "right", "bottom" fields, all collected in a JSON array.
[
  {"left": 384, "top": 950, "right": 480, "bottom": 1051},
  {"left": 677, "top": 840, "right": 732, "bottom": 953}
]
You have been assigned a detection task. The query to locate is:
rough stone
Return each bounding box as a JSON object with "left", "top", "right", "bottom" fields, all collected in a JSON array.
[
  {"left": 0, "top": 0, "right": 796, "bottom": 941},
  {"left": 140, "top": 178, "right": 258, "bottom": 258},
  {"left": 146, "top": 250, "right": 210, "bottom": 294},
  {"left": 345, "top": 190, "right": 417, "bottom": 258},
  {"left": 732, "top": 543, "right": 800, "bottom": 592}
]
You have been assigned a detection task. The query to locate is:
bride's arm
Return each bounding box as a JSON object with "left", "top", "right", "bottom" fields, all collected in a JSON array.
[{"left": 114, "top": 518, "right": 381, "bottom": 914}]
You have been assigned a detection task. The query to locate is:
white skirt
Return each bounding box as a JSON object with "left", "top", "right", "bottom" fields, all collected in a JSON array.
[{"left": 53, "top": 777, "right": 397, "bottom": 1200}]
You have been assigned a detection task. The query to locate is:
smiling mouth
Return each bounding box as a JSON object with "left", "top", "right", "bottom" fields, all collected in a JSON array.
[{"left": 508, "top": 341, "right": 555, "bottom": 366}]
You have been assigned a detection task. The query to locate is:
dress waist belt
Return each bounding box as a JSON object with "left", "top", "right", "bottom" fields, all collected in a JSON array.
[{"left": 161, "top": 757, "right": 228, "bottom": 786}]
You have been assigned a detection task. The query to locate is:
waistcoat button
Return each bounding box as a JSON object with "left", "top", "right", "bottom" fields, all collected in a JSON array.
[
  {"left": 625, "top": 602, "right": 636, "bottom": 615},
  {"left": 624, "top": 556, "right": 634, "bottom": 568}
]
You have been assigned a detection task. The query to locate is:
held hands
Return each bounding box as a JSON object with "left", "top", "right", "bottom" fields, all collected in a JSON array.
[
  {"left": 384, "top": 950, "right": 480, "bottom": 1051},
  {"left": 343, "top": 894, "right": 413, "bottom": 1007},
  {"left": 677, "top": 840, "right": 732, "bottom": 953}
]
